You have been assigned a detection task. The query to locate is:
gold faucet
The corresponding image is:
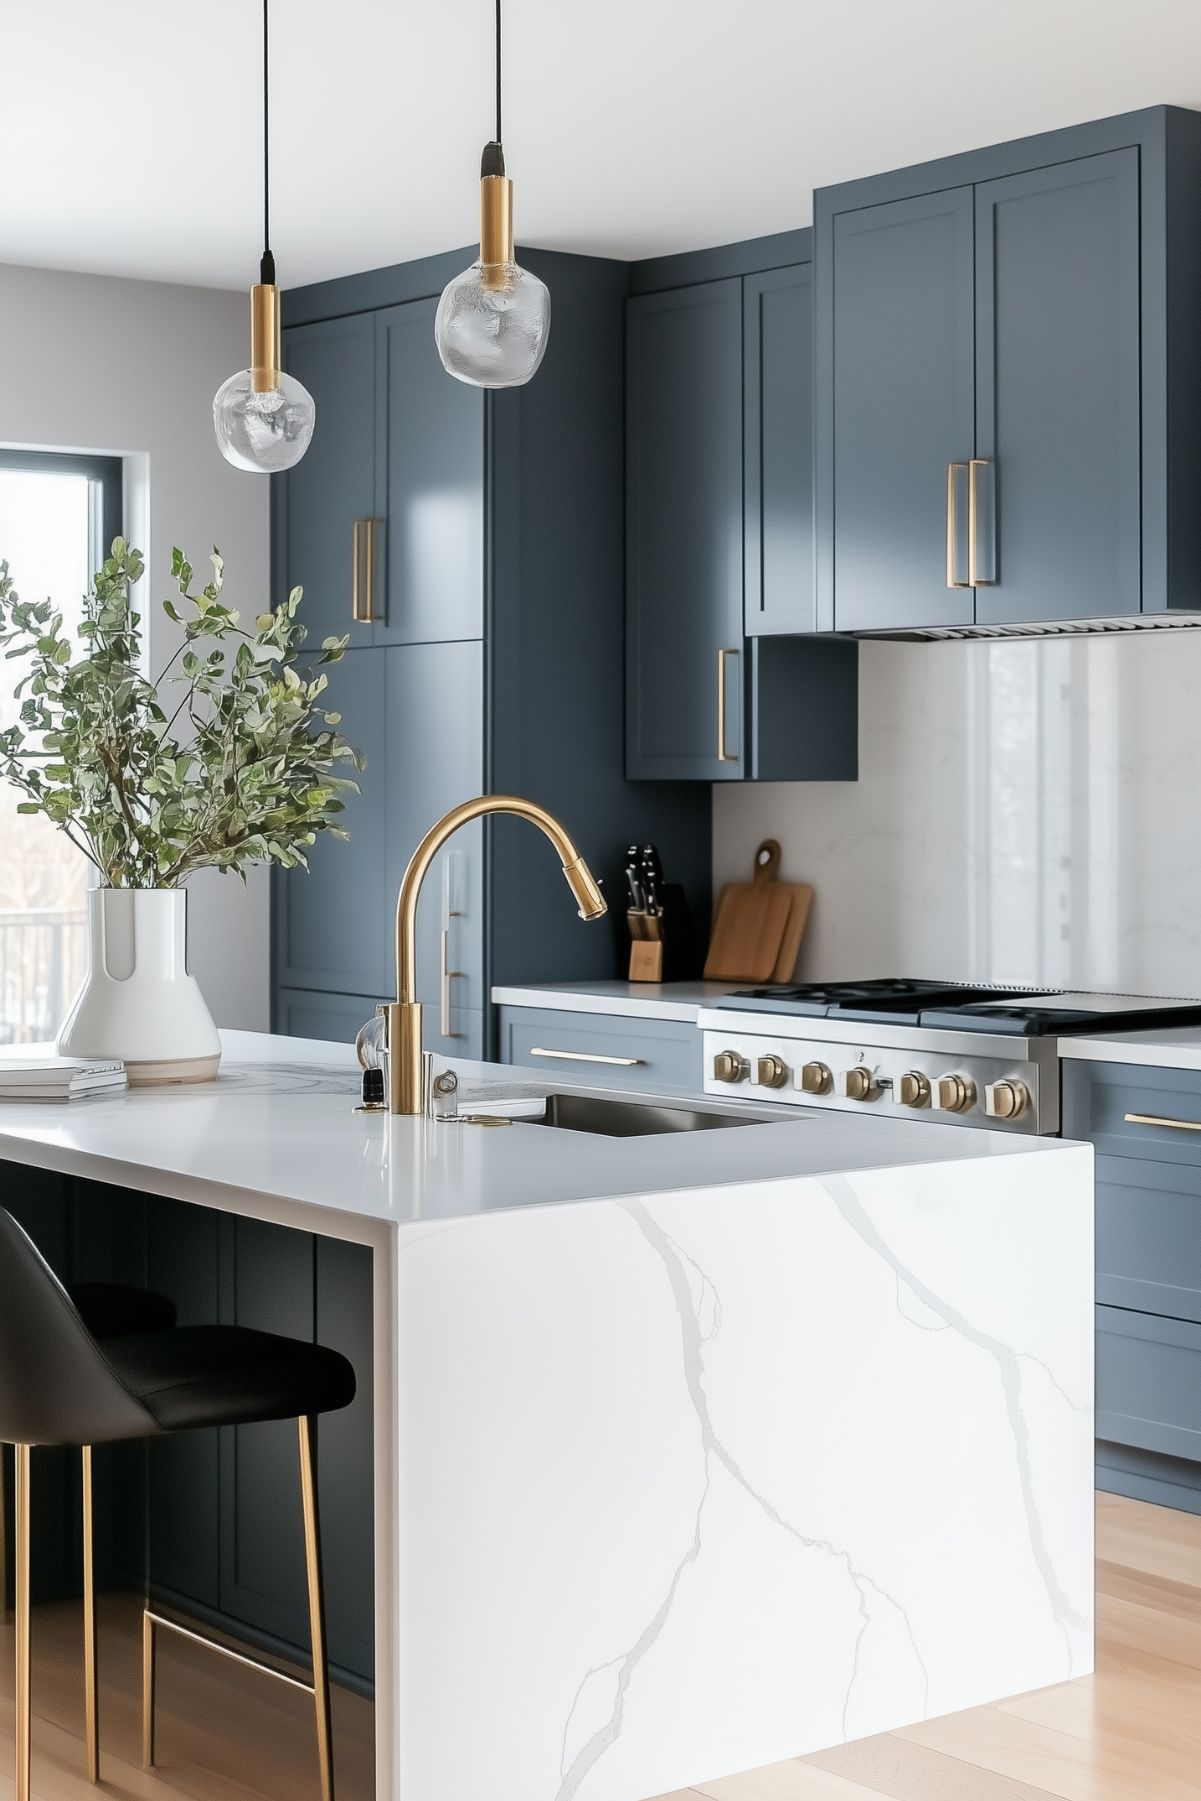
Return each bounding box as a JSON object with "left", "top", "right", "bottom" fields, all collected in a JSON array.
[{"left": 383, "top": 794, "right": 607, "bottom": 1113}]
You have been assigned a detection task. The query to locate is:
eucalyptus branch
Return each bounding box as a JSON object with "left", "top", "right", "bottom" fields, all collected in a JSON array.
[{"left": 0, "top": 541, "right": 360, "bottom": 889}]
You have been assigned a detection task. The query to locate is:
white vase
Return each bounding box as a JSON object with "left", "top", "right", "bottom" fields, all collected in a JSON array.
[{"left": 57, "top": 888, "right": 222, "bottom": 1085}]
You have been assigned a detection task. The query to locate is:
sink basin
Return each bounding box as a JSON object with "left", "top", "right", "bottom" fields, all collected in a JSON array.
[{"left": 518, "top": 1092, "right": 767, "bottom": 1137}]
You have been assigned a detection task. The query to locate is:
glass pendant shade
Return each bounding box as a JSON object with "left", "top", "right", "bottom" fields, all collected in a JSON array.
[
  {"left": 435, "top": 259, "right": 550, "bottom": 389},
  {"left": 213, "top": 366, "right": 316, "bottom": 473},
  {"left": 435, "top": 146, "right": 550, "bottom": 389}
]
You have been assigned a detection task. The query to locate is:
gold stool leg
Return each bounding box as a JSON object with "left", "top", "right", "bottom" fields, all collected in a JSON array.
[
  {"left": 14, "top": 1445, "right": 31, "bottom": 1801},
  {"left": 82, "top": 1446, "right": 99, "bottom": 1782},
  {"left": 298, "top": 1416, "right": 334, "bottom": 1801},
  {"left": 142, "top": 1607, "right": 156, "bottom": 1770}
]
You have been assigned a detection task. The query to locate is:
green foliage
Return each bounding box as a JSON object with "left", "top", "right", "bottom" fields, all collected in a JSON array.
[{"left": 0, "top": 539, "right": 360, "bottom": 888}]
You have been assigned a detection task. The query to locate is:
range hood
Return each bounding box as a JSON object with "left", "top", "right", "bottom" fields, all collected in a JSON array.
[{"left": 861, "top": 612, "right": 1201, "bottom": 643}]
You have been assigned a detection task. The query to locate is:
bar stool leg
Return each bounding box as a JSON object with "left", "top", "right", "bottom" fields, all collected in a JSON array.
[
  {"left": 81, "top": 1446, "right": 99, "bottom": 1782},
  {"left": 297, "top": 1415, "right": 334, "bottom": 1801},
  {"left": 14, "top": 1445, "right": 31, "bottom": 1801},
  {"left": 1, "top": 1442, "right": 8, "bottom": 1625}
]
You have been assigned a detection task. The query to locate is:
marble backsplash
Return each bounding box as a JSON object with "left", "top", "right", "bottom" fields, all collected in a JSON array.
[{"left": 713, "top": 633, "right": 1201, "bottom": 996}]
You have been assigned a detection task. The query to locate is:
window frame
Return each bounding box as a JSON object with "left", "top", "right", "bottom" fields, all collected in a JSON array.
[{"left": 0, "top": 448, "right": 123, "bottom": 574}]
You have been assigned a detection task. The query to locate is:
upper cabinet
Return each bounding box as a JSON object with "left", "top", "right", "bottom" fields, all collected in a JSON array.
[
  {"left": 815, "top": 106, "right": 1201, "bottom": 635},
  {"left": 278, "top": 314, "right": 377, "bottom": 641},
  {"left": 274, "top": 250, "right": 713, "bottom": 1045},
  {"left": 625, "top": 236, "right": 857, "bottom": 783}
]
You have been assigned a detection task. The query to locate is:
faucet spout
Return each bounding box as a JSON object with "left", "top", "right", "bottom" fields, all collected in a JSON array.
[{"left": 386, "top": 794, "right": 607, "bottom": 1112}]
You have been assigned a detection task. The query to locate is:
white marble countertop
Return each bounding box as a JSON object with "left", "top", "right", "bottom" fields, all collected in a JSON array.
[
  {"left": 1059, "top": 1025, "right": 1201, "bottom": 1071},
  {"left": 490, "top": 979, "right": 743, "bottom": 1022},
  {"left": 0, "top": 1029, "right": 1078, "bottom": 1235}
]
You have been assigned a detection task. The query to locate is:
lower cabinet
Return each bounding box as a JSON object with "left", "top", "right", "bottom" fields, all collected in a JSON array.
[
  {"left": 497, "top": 1005, "right": 702, "bottom": 1095},
  {"left": 1062, "top": 1058, "right": 1201, "bottom": 1512},
  {"left": 63, "top": 1183, "right": 379, "bottom": 1689},
  {"left": 276, "top": 986, "right": 380, "bottom": 1046}
]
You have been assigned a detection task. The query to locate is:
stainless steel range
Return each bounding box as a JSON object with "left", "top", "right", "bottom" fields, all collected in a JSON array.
[{"left": 698, "top": 980, "right": 1201, "bottom": 1135}]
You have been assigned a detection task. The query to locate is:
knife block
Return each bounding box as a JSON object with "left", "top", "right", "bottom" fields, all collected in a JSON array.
[{"left": 625, "top": 884, "right": 696, "bottom": 982}]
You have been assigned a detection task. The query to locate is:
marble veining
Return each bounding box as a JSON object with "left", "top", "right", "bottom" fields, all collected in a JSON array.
[{"left": 392, "top": 1146, "right": 1093, "bottom": 1801}]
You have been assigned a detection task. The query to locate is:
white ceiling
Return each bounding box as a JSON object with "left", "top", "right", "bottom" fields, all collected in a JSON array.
[{"left": 5, "top": 0, "right": 1201, "bottom": 292}]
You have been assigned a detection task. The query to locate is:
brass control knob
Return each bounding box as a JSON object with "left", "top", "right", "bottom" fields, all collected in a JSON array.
[
  {"left": 713, "top": 1049, "right": 750, "bottom": 1084},
  {"left": 841, "top": 1066, "right": 881, "bottom": 1102},
  {"left": 897, "top": 1071, "right": 932, "bottom": 1109},
  {"left": 756, "top": 1054, "right": 790, "bottom": 1090},
  {"left": 985, "top": 1078, "right": 1030, "bottom": 1121},
  {"left": 800, "top": 1060, "right": 834, "bottom": 1096},
  {"left": 933, "top": 1073, "right": 977, "bottom": 1114}
]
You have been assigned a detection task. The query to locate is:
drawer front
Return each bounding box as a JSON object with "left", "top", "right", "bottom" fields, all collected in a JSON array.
[
  {"left": 1096, "top": 1152, "right": 1201, "bottom": 1324},
  {"left": 498, "top": 1007, "right": 701, "bottom": 1094},
  {"left": 275, "top": 987, "right": 379, "bottom": 1045},
  {"left": 1063, "top": 1060, "right": 1201, "bottom": 1167},
  {"left": 1097, "top": 1304, "right": 1201, "bottom": 1463}
]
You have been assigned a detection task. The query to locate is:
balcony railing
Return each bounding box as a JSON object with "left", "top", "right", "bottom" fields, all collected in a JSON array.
[{"left": 0, "top": 908, "right": 85, "bottom": 1045}]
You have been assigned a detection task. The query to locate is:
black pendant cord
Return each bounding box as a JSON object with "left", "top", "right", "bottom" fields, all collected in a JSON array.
[
  {"left": 495, "top": 0, "right": 502, "bottom": 147},
  {"left": 261, "top": 0, "right": 275, "bottom": 285}
]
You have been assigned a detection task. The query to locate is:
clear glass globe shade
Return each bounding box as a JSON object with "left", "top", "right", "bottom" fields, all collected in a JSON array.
[
  {"left": 434, "top": 260, "right": 551, "bottom": 389},
  {"left": 212, "top": 367, "right": 316, "bottom": 472}
]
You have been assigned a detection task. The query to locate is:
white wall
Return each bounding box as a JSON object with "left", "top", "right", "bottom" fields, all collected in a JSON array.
[
  {"left": 714, "top": 633, "right": 1201, "bottom": 998},
  {"left": 0, "top": 261, "right": 271, "bottom": 1028}
]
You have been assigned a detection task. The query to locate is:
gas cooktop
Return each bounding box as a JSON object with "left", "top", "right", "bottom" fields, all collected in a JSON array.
[{"left": 714, "top": 978, "right": 1201, "bottom": 1036}]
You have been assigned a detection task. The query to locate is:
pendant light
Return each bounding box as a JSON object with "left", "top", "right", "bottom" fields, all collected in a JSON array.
[
  {"left": 434, "top": 0, "right": 551, "bottom": 388},
  {"left": 213, "top": 0, "right": 316, "bottom": 472}
]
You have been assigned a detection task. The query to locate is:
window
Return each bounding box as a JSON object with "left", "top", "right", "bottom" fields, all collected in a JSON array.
[{"left": 0, "top": 450, "right": 122, "bottom": 1043}]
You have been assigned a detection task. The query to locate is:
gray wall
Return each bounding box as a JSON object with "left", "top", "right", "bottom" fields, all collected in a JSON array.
[{"left": 0, "top": 261, "right": 270, "bottom": 1029}]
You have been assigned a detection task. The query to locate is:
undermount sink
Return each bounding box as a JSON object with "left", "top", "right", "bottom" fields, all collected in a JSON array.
[{"left": 518, "top": 1092, "right": 767, "bottom": 1137}]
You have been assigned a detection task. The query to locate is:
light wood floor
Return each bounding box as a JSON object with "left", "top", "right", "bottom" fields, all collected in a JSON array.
[{"left": 0, "top": 1492, "right": 1197, "bottom": 1799}]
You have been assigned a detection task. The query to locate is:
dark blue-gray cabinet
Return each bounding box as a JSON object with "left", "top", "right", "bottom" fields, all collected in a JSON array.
[
  {"left": 273, "top": 246, "right": 712, "bottom": 1044},
  {"left": 1062, "top": 1057, "right": 1201, "bottom": 1516},
  {"left": 626, "top": 234, "right": 857, "bottom": 783},
  {"left": 815, "top": 106, "right": 1201, "bottom": 634}
]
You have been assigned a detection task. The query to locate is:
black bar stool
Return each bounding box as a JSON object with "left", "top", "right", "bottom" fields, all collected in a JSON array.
[
  {"left": 0, "top": 1207, "right": 355, "bottom": 1801},
  {"left": 1, "top": 1276, "right": 177, "bottom": 1779}
]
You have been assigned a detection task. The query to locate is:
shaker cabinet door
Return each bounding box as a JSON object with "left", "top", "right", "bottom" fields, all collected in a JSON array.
[
  {"left": 273, "top": 646, "right": 391, "bottom": 999},
  {"left": 373, "top": 298, "right": 485, "bottom": 644},
  {"left": 974, "top": 150, "right": 1142, "bottom": 624},
  {"left": 822, "top": 188, "right": 976, "bottom": 633},
  {"left": 278, "top": 314, "right": 377, "bottom": 644},
  {"left": 745, "top": 263, "right": 816, "bottom": 635},
  {"left": 385, "top": 640, "right": 486, "bottom": 1060},
  {"left": 626, "top": 279, "right": 746, "bottom": 779}
]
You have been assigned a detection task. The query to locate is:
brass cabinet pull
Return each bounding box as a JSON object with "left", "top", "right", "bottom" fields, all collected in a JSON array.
[
  {"left": 528, "top": 1047, "right": 646, "bottom": 1067},
  {"left": 1124, "top": 1111, "right": 1201, "bottom": 1133},
  {"left": 440, "top": 927, "right": 464, "bottom": 1039},
  {"left": 717, "top": 648, "right": 738, "bottom": 763},
  {"left": 946, "top": 463, "right": 970, "bottom": 588},
  {"left": 968, "top": 459, "right": 997, "bottom": 586},
  {"left": 351, "top": 518, "right": 377, "bottom": 623}
]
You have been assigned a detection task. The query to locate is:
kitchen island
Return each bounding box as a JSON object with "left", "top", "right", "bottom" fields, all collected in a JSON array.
[{"left": 0, "top": 1031, "right": 1094, "bottom": 1801}]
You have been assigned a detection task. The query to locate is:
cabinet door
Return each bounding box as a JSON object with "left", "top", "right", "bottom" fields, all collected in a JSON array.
[
  {"left": 974, "top": 150, "right": 1141, "bottom": 624},
  {"left": 278, "top": 314, "right": 377, "bottom": 644},
  {"left": 373, "top": 298, "right": 485, "bottom": 644},
  {"left": 275, "top": 987, "right": 380, "bottom": 1044},
  {"left": 274, "top": 647, "right": 391, "bottom": 998},
  {"left": 823, "top": 189, "right": 976, "bottom": 632},
  {"left": 745, "top": 264, "right": 816, "bottom": 634},
  {"left": 626, "top": 280, "right": 745, "bottom": 779},
  {"left": 385, "top": 641, "right": 486, "bottom": 1061},
  {"left": 274, "top": 643, "right": 485, "bottom": 1057}
]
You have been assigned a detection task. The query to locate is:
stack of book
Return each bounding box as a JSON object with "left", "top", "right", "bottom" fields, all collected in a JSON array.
[{"left": 0, "top": 1054, "right": 127, "bottom": 1103}]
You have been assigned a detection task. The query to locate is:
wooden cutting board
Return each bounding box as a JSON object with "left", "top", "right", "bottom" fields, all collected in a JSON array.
[{"left": 704, "top": 840, "right": 811, "bottom": 982}]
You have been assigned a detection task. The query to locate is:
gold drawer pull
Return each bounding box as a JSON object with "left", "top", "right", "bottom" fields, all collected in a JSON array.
[
  {"left": 1124, "top": 1112, "right": 1201, "bottom": 1133},
  {"left": 717, "top": 648, "right": 738, "bottom": 763},
  {"left": 352, "top": 518, "right": 376, "bottom": 623},
  {"left": 440, "top": 928, "right": 464, "bottom": 1039},
  {"left": 529, "top": 1047, "right": 645, "bottom": 1067},
  {"left": 946, "top": 462, "right": 969, "bottom": 589}
]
